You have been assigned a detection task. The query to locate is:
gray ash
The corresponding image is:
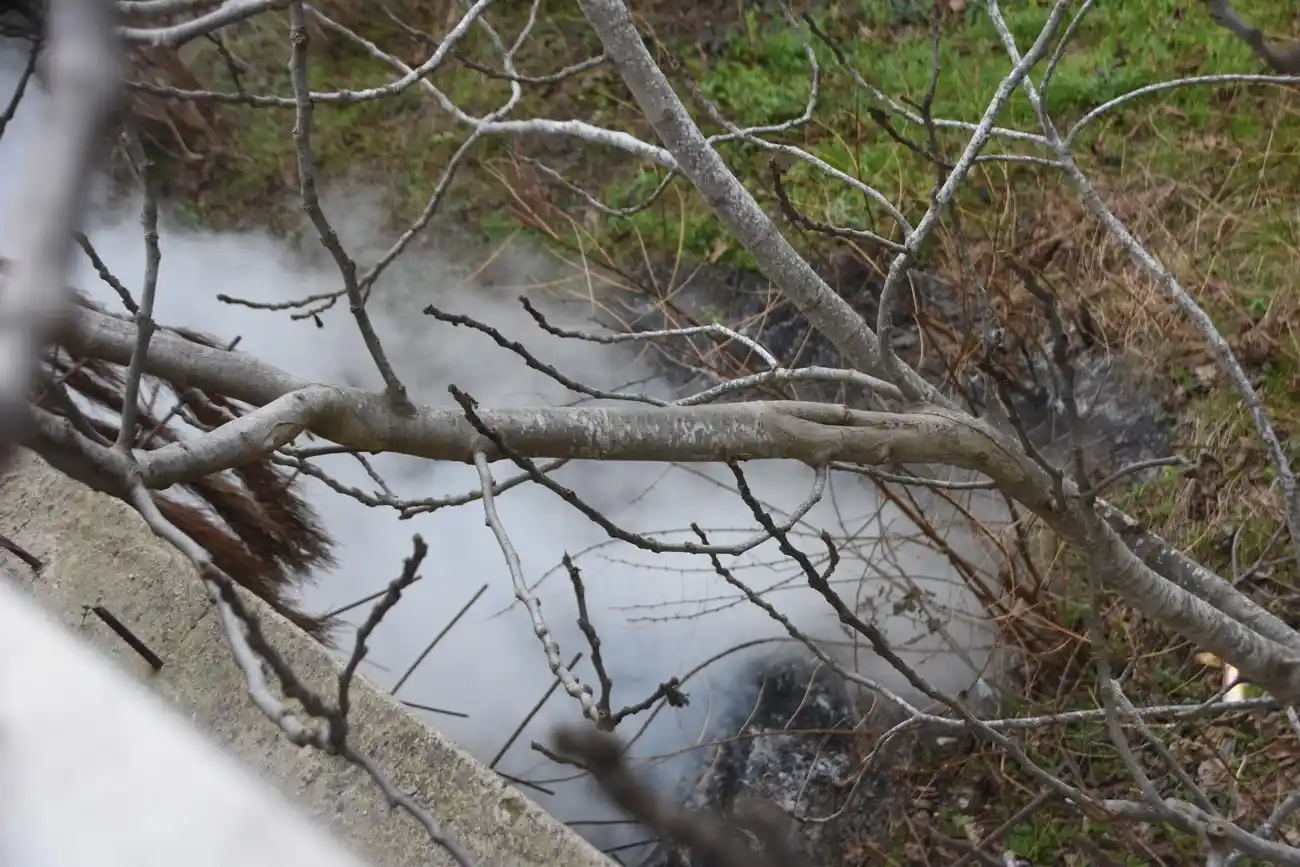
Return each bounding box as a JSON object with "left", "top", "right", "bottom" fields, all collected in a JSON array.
[{"left": 642, "top": 659, "right": 905, "bottom": 867}]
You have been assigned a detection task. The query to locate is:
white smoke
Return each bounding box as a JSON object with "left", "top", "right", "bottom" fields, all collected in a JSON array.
[{"left": 0, "top": 45, "right": 1002, "bottom": 854}]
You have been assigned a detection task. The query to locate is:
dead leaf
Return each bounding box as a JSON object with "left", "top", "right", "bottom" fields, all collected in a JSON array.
[
  {"left": 708, "top": 236, "right": 729, "bottom": 264},
  {"left": 1234, "top": 323, "right": 1278, "bottom": 367},
  {"left": 1196, "top": 651, "right": 1224, "bottom": 669},
  {"left": 1194, "top": 363, "right": 1220, "bottom": 388},
  {"left": 1196, "top": 758, "right": 1233, "bottom": 796}
]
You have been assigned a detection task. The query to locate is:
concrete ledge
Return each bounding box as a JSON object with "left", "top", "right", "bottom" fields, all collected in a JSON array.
[{"left": 0, "top": 449, "right": 612, "bottom": 867}]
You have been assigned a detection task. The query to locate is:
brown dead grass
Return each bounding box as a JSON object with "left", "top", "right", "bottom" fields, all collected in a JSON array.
[{"left": 852, "top": 84, "right": 1300, "bottom": 864}]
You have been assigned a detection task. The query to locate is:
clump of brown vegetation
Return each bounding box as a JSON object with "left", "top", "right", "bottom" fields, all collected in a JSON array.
[{"left": 32, "top": 282, "right": 339, "bottom": 642}]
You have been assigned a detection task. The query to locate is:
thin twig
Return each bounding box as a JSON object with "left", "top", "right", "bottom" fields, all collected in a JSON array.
[{"left": 391, "top": 583, "right": 487, "bottom": 696}]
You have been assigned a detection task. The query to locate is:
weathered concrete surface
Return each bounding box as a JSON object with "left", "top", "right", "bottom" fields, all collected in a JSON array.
[{"left": 0, "top": 448, "right": 612, "bottom": 867}]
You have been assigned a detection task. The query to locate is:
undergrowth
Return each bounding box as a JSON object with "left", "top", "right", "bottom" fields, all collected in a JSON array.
[{"left": 133, "top": 0, "right": 1300, "bottom": 864}]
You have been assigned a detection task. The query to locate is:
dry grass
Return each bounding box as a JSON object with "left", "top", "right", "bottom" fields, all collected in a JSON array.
[{"left": 860, "top": 85, "right": 1300, "bottom": 864}]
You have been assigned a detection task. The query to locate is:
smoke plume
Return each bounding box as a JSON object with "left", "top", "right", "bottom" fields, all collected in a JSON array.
[{"left": 0, "top": 46, "right": 999, "bottom": 853}]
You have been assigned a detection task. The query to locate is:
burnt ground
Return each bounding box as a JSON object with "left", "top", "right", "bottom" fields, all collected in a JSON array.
[
  {"left": 642, "top": 658, "right": 908, "bottom": 867},
  {"left": 610, "top": 252, "right": 1176, "bottom": 482}
]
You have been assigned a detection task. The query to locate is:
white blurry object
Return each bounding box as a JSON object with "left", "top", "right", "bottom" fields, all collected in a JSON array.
[{"left": 0, "top": 574, "right": 377, "bottom": 867}]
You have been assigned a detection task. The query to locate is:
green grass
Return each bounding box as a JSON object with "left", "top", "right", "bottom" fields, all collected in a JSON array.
[
  {"left": 585, "top": 0, "right": 1296, "bottom": 268},
  {"left": 168, "top": 0, "right": 1299, "bottom": 279},
  {"left": 171, "top": 4, "right": 606, "bottom": 232}
]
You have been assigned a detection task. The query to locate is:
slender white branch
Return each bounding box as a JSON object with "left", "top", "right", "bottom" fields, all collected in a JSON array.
[
  {"left": 472, "top": 449, "right": 599, "bottom": 722},
  {"left": 304, "top": 8, "right": 676, "bottom": 169},
  {"left": 1065, "top": 74, "right": 1300, "bottom": 147},
  {"left": 287, "top": 2, "right": 413, "bottom": 413},
  {"left": 114, "top": 127, "right": 162, "bottom": 451},
  {"left": 874, "top": 0, "right": 1072, "bottom": 394},
  {"left": 119, "top": 0, "right": 290, "bottom": 47},
  {"left": 119, "top": 0, "right": 228, "bottom": 14}
]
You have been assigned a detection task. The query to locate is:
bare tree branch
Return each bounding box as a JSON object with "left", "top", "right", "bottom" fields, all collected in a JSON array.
[
  {"left": 17, "top": 2, "right": 1300, "bottom": 862},
  {"left": 1207, "top": 0, "right": 1300, "bottom": 74}
]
